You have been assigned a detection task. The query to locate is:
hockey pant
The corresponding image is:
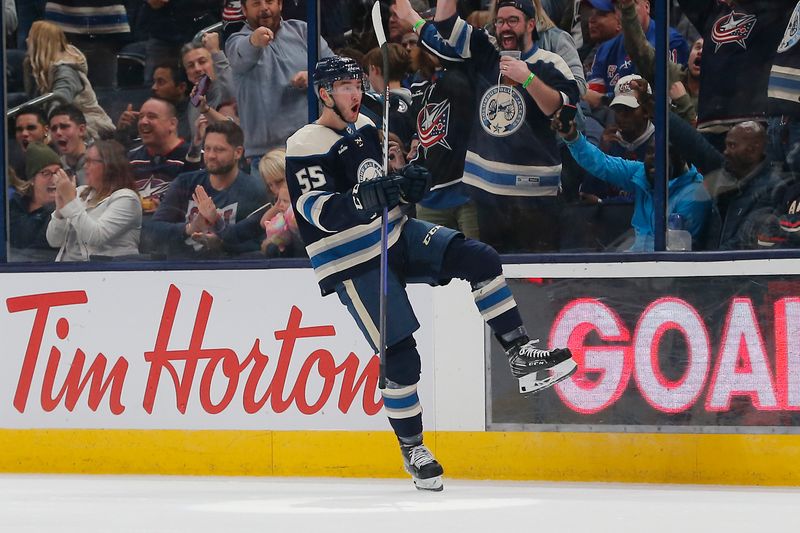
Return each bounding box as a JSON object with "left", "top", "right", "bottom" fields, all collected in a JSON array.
[{"left": 334, "top": 219, "right": 525, "bottom": 438}]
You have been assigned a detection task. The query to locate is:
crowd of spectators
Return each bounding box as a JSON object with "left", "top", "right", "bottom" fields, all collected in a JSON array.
[{"left": 4, "top": 0, "right": 800, "bottom": 262}]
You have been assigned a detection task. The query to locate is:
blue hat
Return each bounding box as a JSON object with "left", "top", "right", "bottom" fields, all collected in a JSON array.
[
  {"left": 582, "top": 0, "right": 615, "bottom": 12},
  {"left": 496, "top": 0, "right": 536, "bottom": 19}
]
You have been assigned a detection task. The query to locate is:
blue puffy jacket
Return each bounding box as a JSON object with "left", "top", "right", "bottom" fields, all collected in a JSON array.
[{"left": 566, "top": 134, "right": 711, "bottom": 251}]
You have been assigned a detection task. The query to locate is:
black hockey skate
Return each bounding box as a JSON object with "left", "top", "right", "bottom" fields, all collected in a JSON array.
[
  {"left": 505, "top": 338, "right": 577, "bottom": 394},
  {"left": 400, "top": 443, "right": 444, "bottom": 492}
]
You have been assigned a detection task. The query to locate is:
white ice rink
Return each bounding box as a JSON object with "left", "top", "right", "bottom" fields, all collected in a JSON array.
[{"left": 2, "top": 474, "right": 799, "bottom": 533}]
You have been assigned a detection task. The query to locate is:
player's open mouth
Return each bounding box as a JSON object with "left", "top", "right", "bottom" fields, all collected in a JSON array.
[
  {"left": 21, "top": 140, "right": 29, "bottom": 149},
  {"left": 57, "top": 140, "right": 68, "bottom": 149},
  {"left": 351, "top": 104, "right": 359, "bottom": 115}
]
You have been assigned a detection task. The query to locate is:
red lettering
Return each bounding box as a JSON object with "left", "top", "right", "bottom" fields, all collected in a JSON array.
[
  {"left": 143, "top": 285, "right": 380, "bottom": 416},
  {"left": 7, "top": 290, "right": 127, "bottom": 414}
]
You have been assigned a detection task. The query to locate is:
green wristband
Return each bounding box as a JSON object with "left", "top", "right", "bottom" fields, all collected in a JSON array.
[
  {"left": 522, "top": 72, "right": 536, "bottom": 89},
  {"left": 413, "top": 19, "right": 426, "bottom": 32}
]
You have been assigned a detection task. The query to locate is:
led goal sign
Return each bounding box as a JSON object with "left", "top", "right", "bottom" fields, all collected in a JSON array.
[{"left": 488, "top": 277, "right": 800, "bottom": 431}]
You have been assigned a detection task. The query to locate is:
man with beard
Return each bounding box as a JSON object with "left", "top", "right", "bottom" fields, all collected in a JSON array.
[
  {"left": 127, "top": 97, "right": 201, "bottom": 216},
  {"left": 286, "top": 55, "right": 575, "bottom": 492},
  {"left": 144, "top": 120, "right": 266, "bottom": 258},
  {"left": 394, "top": 0, "right": 580, "bottom": 252},
  {"left": 225, "top": 0, "right": 333, "bottom": 177}
]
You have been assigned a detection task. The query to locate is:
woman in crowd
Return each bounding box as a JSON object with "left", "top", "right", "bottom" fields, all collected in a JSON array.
[
  {"left": 46, "top": 140, "right": 142, "bottom": 261},
  {"left": 25, "top": 20, "right": 115, "bottom": 139},
  {"left": 7, "top": 143, "right": 60, "bottom": 261}
]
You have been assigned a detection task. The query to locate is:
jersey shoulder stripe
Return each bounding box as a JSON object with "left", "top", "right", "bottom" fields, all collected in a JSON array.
[{"left": 286, "top": 114, "right": 377, "bottom": 158}]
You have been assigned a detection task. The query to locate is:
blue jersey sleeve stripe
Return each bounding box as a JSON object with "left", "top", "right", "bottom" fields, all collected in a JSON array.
[{"left": 310, "top": 217, "right": 403, "bottom": 269}]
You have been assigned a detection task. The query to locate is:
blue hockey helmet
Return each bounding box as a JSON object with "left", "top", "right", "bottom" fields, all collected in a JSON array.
[{"left": 313, "top": 55, "right": 366, "bottom": 99}]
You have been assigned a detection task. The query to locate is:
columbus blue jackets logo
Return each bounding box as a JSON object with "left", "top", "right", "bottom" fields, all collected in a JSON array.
[
  {"left": 778, "top": 2, "right": 800, "bottom": 53},
  {"left": 417, "top": 100, "right": 451, "bottom": 151},
  {"left": 711, "top": 11, "right": 757, "bottom": 51},
  {"left": 357, "top": 158, "right": 383, "bottom": 183},
  {"left": 479, "top": 86, "right": 525, "bottom": 137}
]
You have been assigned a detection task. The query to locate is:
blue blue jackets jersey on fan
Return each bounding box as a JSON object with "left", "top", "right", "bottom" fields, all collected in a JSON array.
[
  {"left": 417, "top": 15, "right": 580, "bottom": 200},
  {"left": 285, "top": 115, "right": 407, "bottom": 295},
  {"left": 589, "top": 19, "right": 689, "bottom": 99}
]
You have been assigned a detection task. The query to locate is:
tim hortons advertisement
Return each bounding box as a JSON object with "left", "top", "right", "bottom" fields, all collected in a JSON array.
[
  {"left": 0, "top": 271, "right": 434, "bottom": 430},
  {"left": 488, "top": 277, "right": 800, "bottom": 432}
]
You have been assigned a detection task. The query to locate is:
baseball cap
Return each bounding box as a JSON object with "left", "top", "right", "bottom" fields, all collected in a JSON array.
[
  {"left": 610, "top": 75, "right": 652, "bottom": 109},
  {"left": 496, "top": 0, "right": 536, "bottom": 19},
  {"left": 581, "top": 0, "right": 615, "bottom": 12}
]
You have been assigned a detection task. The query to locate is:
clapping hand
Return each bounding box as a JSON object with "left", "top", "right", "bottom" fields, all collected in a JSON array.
[
  {"left": 192, "top": 185, "right": 218, "bottom": 225},
  {"left": 53, "top": 168, "right": 76, "bottom": 211}
]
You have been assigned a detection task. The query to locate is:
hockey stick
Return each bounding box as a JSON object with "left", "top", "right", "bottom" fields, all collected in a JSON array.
[{"left": 371, "top": 0, "right": 390, "bottom": 390}]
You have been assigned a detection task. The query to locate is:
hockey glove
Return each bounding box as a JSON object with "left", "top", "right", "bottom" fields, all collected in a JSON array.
[
  {"left": 352, "top": 175, "right": 402, "bottom": 213},
  {"left": 397, "top": 164, "right": 431, "bottom": 204}
]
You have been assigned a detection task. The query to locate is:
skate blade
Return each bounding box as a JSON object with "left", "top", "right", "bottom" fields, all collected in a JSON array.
[
  {"left": 412, "top": 475, "right": 444, "bottom": 492},
  {"left": 518, "top": 358, "right": 578, "bottom": 394}
]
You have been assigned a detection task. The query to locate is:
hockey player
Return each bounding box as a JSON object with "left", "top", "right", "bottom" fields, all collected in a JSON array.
[{"left": 285, "top": 56, "right": 577, "bottom": 492}]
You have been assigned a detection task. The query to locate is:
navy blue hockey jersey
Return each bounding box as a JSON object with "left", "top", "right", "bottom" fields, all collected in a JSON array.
[
  {"left": 417, "top": 15, "right": 580, "bottom": 199},
  {"left": 285, "top": 115, "right": 407, "bottom": 295}
]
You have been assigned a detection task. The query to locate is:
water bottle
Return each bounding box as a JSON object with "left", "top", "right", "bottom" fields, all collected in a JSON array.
[{"left": 666, "top": 213, "right": 692, "bottom": 251}]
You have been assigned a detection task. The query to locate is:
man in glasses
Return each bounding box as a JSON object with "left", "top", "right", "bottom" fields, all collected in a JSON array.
[{"left": 394, "top": 0, "right": 580, "bottom": 253}]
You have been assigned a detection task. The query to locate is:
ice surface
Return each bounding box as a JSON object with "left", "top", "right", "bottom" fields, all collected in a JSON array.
[{"left": 1, "top": 474, "right": 799, "bottom": 532}]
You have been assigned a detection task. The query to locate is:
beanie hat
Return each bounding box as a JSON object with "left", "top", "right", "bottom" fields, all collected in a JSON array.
[{"left": 25, "top": 142, "right": 61, "bottom": 180}]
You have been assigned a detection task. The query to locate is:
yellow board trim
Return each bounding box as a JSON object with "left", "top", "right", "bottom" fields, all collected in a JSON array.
[{"left": 2, "top": 429, "right": 800, "bottom": 485}]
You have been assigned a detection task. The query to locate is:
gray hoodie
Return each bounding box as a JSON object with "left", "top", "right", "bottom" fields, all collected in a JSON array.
[{"left": 226, "top": 19, "right": 332, "bottom": 157}]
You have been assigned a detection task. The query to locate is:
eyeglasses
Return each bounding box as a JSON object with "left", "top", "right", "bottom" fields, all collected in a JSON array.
[
  {"left": 37, "top": 169, "right": 58, "bottom": 178},
  {"left": 85, "top": 157, "right": 105, "bottom": 165},
  {"left": 494, "top": 16, "right": 523, "bottom": 27}
]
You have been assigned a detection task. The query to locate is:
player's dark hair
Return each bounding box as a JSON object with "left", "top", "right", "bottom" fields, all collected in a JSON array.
[
  {"left": 205, "top": 120, "right": 244, "bottom": 149},
  {"left": 48, "top": 103, "right": 87, "bottom": 126}
]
